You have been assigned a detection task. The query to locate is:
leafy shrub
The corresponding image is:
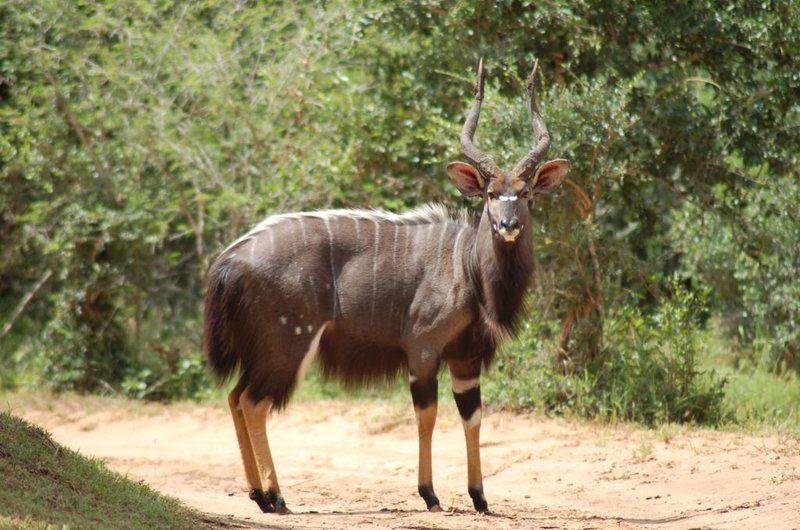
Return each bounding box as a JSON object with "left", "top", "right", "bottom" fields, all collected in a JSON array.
[
  {"left": 121, "top": 352, "right": 213, "bottom": 402},
  {"left": 671, "top": 175, "right": 800, "bottom": 371},
  {"left": 486, "top": 283, "right": 726, "bottom": 425}
]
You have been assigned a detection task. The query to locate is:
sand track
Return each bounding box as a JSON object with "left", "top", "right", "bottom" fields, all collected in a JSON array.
[{"left": 13, "top": 397, "right": 800, "bottom": 529}]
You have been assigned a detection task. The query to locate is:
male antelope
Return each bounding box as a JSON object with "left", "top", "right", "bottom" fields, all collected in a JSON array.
[{"left": 204, "top": 59, "right": 569, "bottom": 514}]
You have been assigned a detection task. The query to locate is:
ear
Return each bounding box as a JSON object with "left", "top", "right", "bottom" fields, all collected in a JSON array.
[
  {"left": 446, "top": 162, "right": 484, "bottom": 197},
  {"left": 531, "top": 159, "right": 570, "bottom": 195}
]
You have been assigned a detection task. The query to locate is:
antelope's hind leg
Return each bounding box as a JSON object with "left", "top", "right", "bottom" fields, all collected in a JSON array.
[
  {"left": 239, "top": 386, "right": 290, "bottom": 514},
  {"left": 227, "top": 379, "right": 274, "bottom": 512}
]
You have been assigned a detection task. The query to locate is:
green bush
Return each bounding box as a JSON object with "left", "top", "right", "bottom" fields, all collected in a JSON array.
[
  {"left": 671, "top": 174, "right": 800, "bottom": 372},
  {"left": 121, "top": 352, "right": 213, "bottom": 402},
  {"left": 486, "top": 283, "right": 726, "bottom": 425},
  {"left": 1, "top": 1, "right": 797, "bottom": 412}
]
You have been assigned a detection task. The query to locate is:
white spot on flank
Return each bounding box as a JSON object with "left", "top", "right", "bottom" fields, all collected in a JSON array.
[
  {"left": 307, "top": 324, "right": 313, "bottom": 333},
  {"left": 409, "top": 375, "right": 419, "bottom": 384},
  {"left": 279, "top": 316, "right": 287, "bottom": 325},
  {"left": 294, "top": 326, "right": 302, "bottom": 335},
  {"left": 464, "top": 407, "right": 482, "bottom": 430},
  {"left": 451, "top": 377, "right": 480, "bottom": 394}
]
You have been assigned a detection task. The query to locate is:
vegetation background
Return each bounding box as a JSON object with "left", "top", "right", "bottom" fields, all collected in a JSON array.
[{"left": 1, "top": 0, "right": 798, "bottom": 429}]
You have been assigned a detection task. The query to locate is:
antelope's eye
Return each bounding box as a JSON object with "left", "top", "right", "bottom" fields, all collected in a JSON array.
[
  {"left": 520, "top": 189, "right": 531, "bottom": 199},
  {"left": 487, "top": 190, "right": 498, "bottom": 200}
]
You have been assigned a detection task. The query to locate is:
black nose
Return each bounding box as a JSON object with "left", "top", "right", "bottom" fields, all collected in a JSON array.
[{"left": 500, "top": 218, "right": 519, "bottom": 231}]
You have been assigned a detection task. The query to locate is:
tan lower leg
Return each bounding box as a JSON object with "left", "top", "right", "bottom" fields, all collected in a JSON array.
[
  {"left": 240, "top": 387, "right": 280, "bottom": 495},
  {"left": 415, "top": 405, "right": 441, "bottom": 510},
  {"left": 227, "top": 383, "right": 261, "bottom": 491},
  {"left": 464, "top": 420, "right": 482, "bottom": 490},
  {"left": 416, "top": 405, "right": 437, "bottom": 487},
  {"left": 463, "top": 411, "right": 488, "bottom": 511}
]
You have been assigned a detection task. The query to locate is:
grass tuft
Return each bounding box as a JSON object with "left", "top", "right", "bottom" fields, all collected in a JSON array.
[{"left": 0, "top": 411, "right": 209, "bottom": 529}]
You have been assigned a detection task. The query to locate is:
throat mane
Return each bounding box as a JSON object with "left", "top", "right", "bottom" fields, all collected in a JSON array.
[{"left": 472, "top": 227, "right": 535, "bottom": 346}]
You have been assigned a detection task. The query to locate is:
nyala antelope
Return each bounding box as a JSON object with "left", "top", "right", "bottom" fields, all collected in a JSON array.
[{"left": 204, "top": 59, "right": 569, "bottom": 514}]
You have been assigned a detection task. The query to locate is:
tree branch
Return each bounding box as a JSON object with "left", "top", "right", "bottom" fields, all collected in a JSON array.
[{"left": 0, "top": 269, "right": 53, "bottom": 340}]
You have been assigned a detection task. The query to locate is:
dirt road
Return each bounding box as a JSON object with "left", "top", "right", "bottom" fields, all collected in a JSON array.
[{"left": 11, "top": 395, "right": 800, "bottom": 529}]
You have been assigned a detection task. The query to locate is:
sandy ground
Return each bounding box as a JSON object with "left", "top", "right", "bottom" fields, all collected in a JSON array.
[{"left": 8, "top": 395, "right": 800, "bottom": 529}]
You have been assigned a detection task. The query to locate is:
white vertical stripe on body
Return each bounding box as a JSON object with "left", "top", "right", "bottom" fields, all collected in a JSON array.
[
  {"left": 452, "top": 226, "right": 465, "bottom": 281},
  {"left": 324, "top": 217, "right": 337, "bottom": 317},
  {"left": 266, "top": 229, "right": 275, "bottom": 258},
  {"left": 389, "top": 224, "right": 399, "bottom": 319},
  {"left": 298, "top": 217, "right": 308, "bottom": 247},
  {"left": 371, "top": 218, "right": 380, "bottom": 324}
]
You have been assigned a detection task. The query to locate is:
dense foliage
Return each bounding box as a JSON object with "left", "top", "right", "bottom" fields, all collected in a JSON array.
[{"left": 1, "top": 1, "right": 798, "bottom": 424}]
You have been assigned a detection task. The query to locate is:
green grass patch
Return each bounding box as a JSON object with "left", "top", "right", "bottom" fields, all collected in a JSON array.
[
  {"left": 721, "top": 368, "right": 800, "bottom": 431},
  {"left": 0, "top": 412, "right": 209, "bottom": 529}
]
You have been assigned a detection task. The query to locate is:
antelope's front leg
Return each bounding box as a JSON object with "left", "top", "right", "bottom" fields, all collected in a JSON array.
[
  {"left": 410, "top": 375, "right": 442, "bottom": 512},
  {"left": 449, "top": 361, "right": 488, "bottom": 512}
]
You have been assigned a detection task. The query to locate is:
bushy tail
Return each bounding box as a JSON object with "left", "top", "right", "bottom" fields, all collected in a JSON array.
[{"left": 203, "top": 257, "right": 243, "bottom": 380}]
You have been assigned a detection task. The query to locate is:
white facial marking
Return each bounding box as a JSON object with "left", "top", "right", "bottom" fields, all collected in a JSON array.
[
  {"left": 499, "top": 194, "right": 518, "bottom": 202},
  {"left": 451, "top": 377, "right": 480, "bottom": 394},
  {"left": 294, "top": 326, "right": 302, "bottom": 335},
  {"left": 464, "top": 407, "right": 482, "bottom": 430},
  {"left": 279, "top": 316, "right": 287, "bottom": 325}
]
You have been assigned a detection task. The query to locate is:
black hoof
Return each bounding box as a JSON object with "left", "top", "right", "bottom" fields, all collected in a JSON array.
[
  {"left": 271, "top": 493, "right": 291, "bottom": 515},
  {"left": 418, "top": 484, "right": 441, "bottom": 511},
  {"left": 249, "top": 489, "right": 275, "bottom": 513},
  {"left": 468, "top": 486, "right": 489, "bottom": 513},
  {"left": 250, "top": 489, "right": 291, "bottom": 514}
]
